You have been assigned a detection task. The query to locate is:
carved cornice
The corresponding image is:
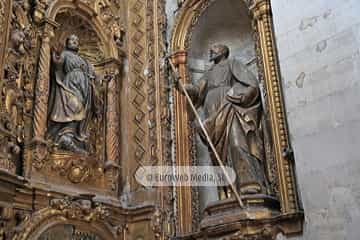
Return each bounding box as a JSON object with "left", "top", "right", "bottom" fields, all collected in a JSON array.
[{"left": 170, "top": 50, "right": 187, "bottom": 66}]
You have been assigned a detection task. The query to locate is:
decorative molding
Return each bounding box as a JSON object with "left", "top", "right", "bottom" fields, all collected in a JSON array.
[
  {"left": 128, "top": 0, "right": 148, "bottom": 191},
  {"left": 12, "top": 197, "right": 117, "bottom": 240}
]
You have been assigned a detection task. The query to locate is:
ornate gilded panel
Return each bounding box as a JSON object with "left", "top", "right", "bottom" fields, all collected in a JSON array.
[
  {"left": 0, "top": 0, "right": 169, "bottom": 239},
  {"left": 0, "top": 0, "right": 37, "bottom": 175},
  {"left": 18, "top": 0, "right": 125, "bottom": 197}
]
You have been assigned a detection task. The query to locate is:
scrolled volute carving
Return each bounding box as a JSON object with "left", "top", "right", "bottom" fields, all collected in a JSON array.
[
  {"left": 49, "top": 196, "right": 110, "bottom": 223},
  {"left": 96, "top": 0, "right": 126, "bottom": 48}
]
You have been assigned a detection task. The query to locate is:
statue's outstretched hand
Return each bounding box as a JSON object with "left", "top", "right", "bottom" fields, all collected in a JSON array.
[
  {"left": 51, "top": 43, "right": 64, "bottom": 65},
  {"left": 51, "top": 43, "right": 63, "bottom": 56},
  {"left": 183, "top": 84, "right": 198, "bottom": 97}
]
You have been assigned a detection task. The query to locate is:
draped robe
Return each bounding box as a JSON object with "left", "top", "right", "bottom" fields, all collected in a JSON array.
[
  {"left": 193, "top": 59, "right": 269, "bottom": 194},
  {"left": 47, "top": 49, "right": 94, "bottom": 149}
]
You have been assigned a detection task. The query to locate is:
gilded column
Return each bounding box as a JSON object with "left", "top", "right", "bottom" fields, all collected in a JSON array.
[
  {"left": 26, "top": 19, "right": 58, "bottom": 175},
  {"left": 250, "top": 0, "right": 299, "bottom": 213},
  {"left": 32, "top": 19, "right": 58, "bottom": 142},
  {"left": 171, "top": 50, "right": 193, "bottom": 234},
  {"left": 104, "top": 59, "right": 122, "bottom": 194}
]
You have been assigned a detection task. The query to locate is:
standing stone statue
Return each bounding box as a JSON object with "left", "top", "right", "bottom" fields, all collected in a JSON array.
[
  {"left": 47, "top": 34, "right": 96, "bottom": 154},
  {"left": 183, "top": 44, "right": 269, "bottom": 195}
]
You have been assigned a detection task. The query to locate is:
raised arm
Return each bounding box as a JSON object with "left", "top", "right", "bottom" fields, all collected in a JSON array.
[{"left": 51, "top": 49, "right": 64, "bottom": 66}]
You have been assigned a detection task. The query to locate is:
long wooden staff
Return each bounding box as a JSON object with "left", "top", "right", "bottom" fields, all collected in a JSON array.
[{"left": 167, "top": 56, "right": 244, "bottom": 209}]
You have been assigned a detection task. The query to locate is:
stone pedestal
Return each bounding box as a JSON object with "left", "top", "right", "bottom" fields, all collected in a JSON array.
[
  {"left": 175, "top": 195, "right": 303, "bottom": 239},
  {"left": 201, "top": 194, "right": 280, "bottom": 229}
]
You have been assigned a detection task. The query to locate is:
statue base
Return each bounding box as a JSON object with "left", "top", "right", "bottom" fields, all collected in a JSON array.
[
  {"left": 201, "top": 194, "right": 280, "bottom": 229},
  {"left": 177, "top": 194, "right": 303, "bottom": 239}
]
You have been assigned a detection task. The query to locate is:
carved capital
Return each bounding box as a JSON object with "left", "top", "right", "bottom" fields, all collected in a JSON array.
[
  {"left": 33, "top": 0, "right": 48, "bottom": 23},
  {"left": 171, "top": 50, "right": 187, "bottom": 66},
  {"left": 39, "top": 19, "right": 59, "bottom": 41},
  {"left": 249, "top": 0, "right": 271, "bottom": 21}
]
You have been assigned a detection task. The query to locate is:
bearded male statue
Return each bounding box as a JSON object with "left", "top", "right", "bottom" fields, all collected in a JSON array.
[
  {"left": 47, "top": 34, "right": 96, "bottom": 154},
  {"left": 182, "top": 44, "right": 270, "bottom": 195}
]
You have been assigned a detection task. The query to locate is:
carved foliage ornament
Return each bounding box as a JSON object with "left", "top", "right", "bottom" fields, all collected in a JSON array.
[
  {"left": 49, "top": 197, "right": 110, "bottom": 222},
  {"left": 0, "top": 0, "right": 37, "bottom": 174},
  {"left": 12, "top": 197, "right": 116, "bottom": 240}
]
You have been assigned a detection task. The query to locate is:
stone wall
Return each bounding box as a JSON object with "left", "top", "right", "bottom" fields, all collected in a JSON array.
[
  {"left": 165, "top": 0, "right": 360, "bottom": 238},
  {"left": 271, "top": 0, "right": 360, "bottom": 239}
]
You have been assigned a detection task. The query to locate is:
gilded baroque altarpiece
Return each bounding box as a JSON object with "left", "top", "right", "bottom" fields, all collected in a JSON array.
[{"left": 0, "top": 0, "right": 303, "bottom": 239}]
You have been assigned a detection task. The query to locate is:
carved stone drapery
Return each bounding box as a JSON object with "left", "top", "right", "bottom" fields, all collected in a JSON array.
[{"left": 170, "top": 0, "right": 303, "bottom": 238}]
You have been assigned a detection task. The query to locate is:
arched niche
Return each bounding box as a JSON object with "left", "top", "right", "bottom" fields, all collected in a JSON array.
[
  {"left": 170, "top": 0, "right": 303, "bottom": 236},
  {"left": 188, "top": 0, "right": 257, "bottom": 79},
  {"left": 45, "top": 0, "right": 118, "bottom": 59},
  {"left": 27, "top": 0, "right": 122, "bottom": 194},
  {"left": 187, "top": 0, "right": 266, "bottom": 212},
  {"left": 38, "top": 224, "right": 103, "bottom": 240},
  {"left": 53, "top": 11, "right": 106, "bottom": 64},
  {"left": 13, "top": 212, "right": 116, "bottom": 240}
]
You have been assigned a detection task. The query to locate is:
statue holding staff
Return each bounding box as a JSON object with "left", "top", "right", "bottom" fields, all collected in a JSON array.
[{"left": 180, "top": 44, "right": 269, "bottom": 195}]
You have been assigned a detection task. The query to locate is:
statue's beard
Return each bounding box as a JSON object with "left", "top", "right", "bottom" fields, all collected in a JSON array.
[
  {"left": 209, "top": 52, "right": 222, "bottom": 63},
  {"left": 66, "top": 44, "right": 79, "bottom": 52}
]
